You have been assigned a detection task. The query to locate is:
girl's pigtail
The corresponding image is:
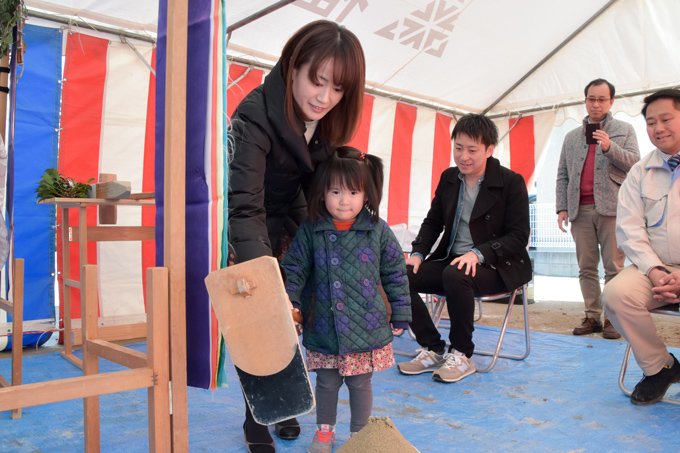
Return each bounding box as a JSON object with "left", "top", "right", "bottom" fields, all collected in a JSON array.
[{"left": 363, "top": 153, "right": 384, "bottom": 208}]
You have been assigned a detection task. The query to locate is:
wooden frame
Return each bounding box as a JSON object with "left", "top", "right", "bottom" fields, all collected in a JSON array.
[
  {"left": 164, "top": 0, "right": 189, "bottom": 449},
  {"left": 0, "top": 258, "right": 24, "bottom": 419},
  {"left": 39, "top": 198, "right": 155, "bottom": 370},
  {"left": 0, "top": 264, "right": 171, "bottom": 452}
]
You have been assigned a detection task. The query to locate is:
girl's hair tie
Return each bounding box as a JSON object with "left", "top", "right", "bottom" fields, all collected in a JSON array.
[{"left": 359, "top": 152, "right": 366, "bottom": 160}]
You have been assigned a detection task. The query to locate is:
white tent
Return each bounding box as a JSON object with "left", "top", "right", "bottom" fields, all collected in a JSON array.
[
  {"left": 9, "top": 0, "right": 679, "bottom": 321},
  {"left": 25, "top": 0, "right": 680, "bottom": 123},
  {"left": 3, "top": 1, "right": 677, "bottom": 444}
]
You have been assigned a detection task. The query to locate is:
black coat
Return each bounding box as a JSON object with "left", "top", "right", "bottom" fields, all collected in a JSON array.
[
  {"left": 411, "top": 156, "right": 533, "bottom": 291},
  {"left": 228, "top": 62, "right": 334, "bottom": 263}
]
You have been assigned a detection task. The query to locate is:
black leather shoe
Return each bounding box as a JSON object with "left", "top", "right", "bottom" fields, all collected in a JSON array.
[
  {"left": 274, "top": 418, "right": 301, "bottom": 440},
  {"left": 243, "top": 421, "right": 275, "bottom": 453},
  {"left": 631, "top": 354, "right": 680, "bottom": 405}
]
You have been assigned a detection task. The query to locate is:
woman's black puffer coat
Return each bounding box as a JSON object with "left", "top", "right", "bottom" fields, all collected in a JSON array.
[{"left": 228, "top": 62, "right": 334, "bottom": 263}]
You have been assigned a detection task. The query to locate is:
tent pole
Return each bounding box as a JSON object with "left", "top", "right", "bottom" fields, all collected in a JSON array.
[
  {"left": 226, "top": 0, "right": 296, "bottom": 34},
  {"left": 165, "top": 0, "right": 189, "bottom": 450},
  {"left": 481, "top": 0, "right": 620, "bottom": 115}
]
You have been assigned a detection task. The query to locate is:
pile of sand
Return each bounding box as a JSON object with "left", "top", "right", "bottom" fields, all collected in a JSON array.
[{"left": 336, "top": 416, "right": 419, "bottom": 453}]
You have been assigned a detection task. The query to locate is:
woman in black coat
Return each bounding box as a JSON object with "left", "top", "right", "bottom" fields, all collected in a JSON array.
[{"left": 228, "top": 20, "right": 366, "bottom": 453}]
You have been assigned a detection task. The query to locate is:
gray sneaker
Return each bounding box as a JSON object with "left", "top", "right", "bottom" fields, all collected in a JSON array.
[
  {"left": 432, "top": 350, "right": 476, "bottom": 383},
  {"left": 397, "top": 348, "right": 445, "bottom": 375},
  {"left": 307, "top": 424, "right": 335, "bottom": 453}
]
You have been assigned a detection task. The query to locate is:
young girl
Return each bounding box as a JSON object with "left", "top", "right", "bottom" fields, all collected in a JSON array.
[{"left": 281, "top": 146, "right": 411, "bottom": 453}]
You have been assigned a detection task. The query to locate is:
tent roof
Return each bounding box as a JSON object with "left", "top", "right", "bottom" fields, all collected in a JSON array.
[
  {"left": 26, "top": 0, "right": 680, "bottom": 119},
  {"left": 26, "top": 0, "right": 159, "bottom": 34}
]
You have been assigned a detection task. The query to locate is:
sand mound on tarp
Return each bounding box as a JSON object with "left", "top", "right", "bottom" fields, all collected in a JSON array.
[{"left": 336, "top": 416, "right": 419, "bottom": 452}]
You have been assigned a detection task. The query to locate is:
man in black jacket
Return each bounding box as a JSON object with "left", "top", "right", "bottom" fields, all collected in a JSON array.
[{"left": 397, "top": 114, "right": 533, "bottom": 383}]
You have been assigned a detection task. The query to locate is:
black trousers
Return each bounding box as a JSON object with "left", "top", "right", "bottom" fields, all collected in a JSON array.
[{"left": 407, "top": 257, "right": 507, "bottom": 357}]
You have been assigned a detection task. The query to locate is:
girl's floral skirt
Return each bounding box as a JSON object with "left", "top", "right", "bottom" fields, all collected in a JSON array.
[{"left": 306, "top": 343, "right": 395, "bottom": 376}]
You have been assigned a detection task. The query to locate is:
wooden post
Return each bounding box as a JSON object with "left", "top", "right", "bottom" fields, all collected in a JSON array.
[
  {"left": 82, "top": 265, "right": 100, "bottom": 452},
  {"left": 0, "top": 258, "right": 25, "bottom": 419},
  {"left": 165, "top": 0, "right": 189, "bottom": 450},
  {"left": 98, "top": 173, "right": 117, "bottom": 224},
  {"left": 11, "top": 259, "right": 24, "bottom": 419},
  {"left": 147, "top": 267, "right": 171, "bottom": 452},
  {"left": 59, "top": 207, "right": 82, "bottom": 368}
]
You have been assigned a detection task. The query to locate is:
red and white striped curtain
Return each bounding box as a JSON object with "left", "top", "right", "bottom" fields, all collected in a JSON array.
[
  {"left": 228, "top": 62, "right": 554, "bottom": 232},
  {"left": 58, "top": 31, "right": 156, "bottom": 327}
]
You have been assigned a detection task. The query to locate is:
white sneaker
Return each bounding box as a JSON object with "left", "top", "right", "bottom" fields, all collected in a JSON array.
[
  {"left": 432, "top": 350, "right": 476, "bottom": 383},
  {"left": 397, "top": 348, "right": 446, "bottom": 375}
]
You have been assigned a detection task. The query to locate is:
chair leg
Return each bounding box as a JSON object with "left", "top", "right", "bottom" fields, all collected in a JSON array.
[
  {"left": 431, "top": 295, "right": 448, "bottom": 328},
  {"left": 397, "top": 288, "right": 530, "bottom": 365},
  {"left": 474, "top": 285, "right": 531, "bottom": 373},
  {"left": 398, "top": 294, "right": 447, "bottom": 357},
  {"left": 618, "top": 342, "right": 680, "bottom": 405},
  {"left": 401, "top": 294, "right": 445, "bottom": 352},
  {"left": 434, "top": 295, "right": 480, "bottom": 326},
  {"left": 619, "top": 343, "right": 633, "bottom": 397},
  {"left": 397, "top": 295, "right": 419, "bottom": 356}
]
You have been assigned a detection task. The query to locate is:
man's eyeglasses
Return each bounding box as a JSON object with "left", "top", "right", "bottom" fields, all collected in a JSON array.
[{"left": 586, "top": 97, "right": 611, "bottom": 104}]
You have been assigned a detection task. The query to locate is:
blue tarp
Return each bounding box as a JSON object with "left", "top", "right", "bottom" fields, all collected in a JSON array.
[{"left": 2, "top": 327, "right": 679, "bottom": 451}]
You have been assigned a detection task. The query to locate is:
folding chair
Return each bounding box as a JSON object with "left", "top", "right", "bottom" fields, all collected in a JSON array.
[
  {"left": 0, "top": 258, "right": 25, "bottom": 419},
  {"left": 472, "top": 285, "right": 531, "bottom": 372},
  {"left": 400, "top": 284, "right": 530, "bottom": 372},
  {"left": 618, "top": 304, "right": 680, "bottom": 405}
]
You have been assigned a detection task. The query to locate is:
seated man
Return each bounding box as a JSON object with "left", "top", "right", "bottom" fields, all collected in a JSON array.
[
  {"left": 602, "top": 89, "right": 680, "bottom": 405},
  {"left": 397, "top": 113, "right": 533, "bottom": 383}
]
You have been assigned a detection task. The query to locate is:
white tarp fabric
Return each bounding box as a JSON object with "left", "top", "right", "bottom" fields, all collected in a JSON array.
[
  {"left": 26, "top": 0, "right": 680, "bottom": 120},
  {"left": 505, "top": 0, "right": 680, "bottom": 123},
  {"left": 26, "top": 0, "right": 159, "bottom": 33},
  {"left": 225, "top": 0, "right": 680, "bottom": 119}
]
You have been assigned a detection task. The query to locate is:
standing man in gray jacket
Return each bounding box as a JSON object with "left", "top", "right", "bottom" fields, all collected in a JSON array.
[{"left": 556, "top": 78, "right": 640, "bottom": 339}]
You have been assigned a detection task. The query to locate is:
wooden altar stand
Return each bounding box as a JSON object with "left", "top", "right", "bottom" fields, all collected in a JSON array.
[{"left": 39, "top": 197, "right": 155, "bottom": 370}]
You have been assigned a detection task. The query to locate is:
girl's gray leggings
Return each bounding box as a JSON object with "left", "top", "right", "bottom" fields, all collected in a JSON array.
[{"left": 314, "top": 368, "right": 373, "bottom": 433}]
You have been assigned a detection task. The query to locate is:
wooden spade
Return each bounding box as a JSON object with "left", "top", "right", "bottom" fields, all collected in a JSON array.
[{"left": 204, "top": 256, "right": 314, "bottom": 425}]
